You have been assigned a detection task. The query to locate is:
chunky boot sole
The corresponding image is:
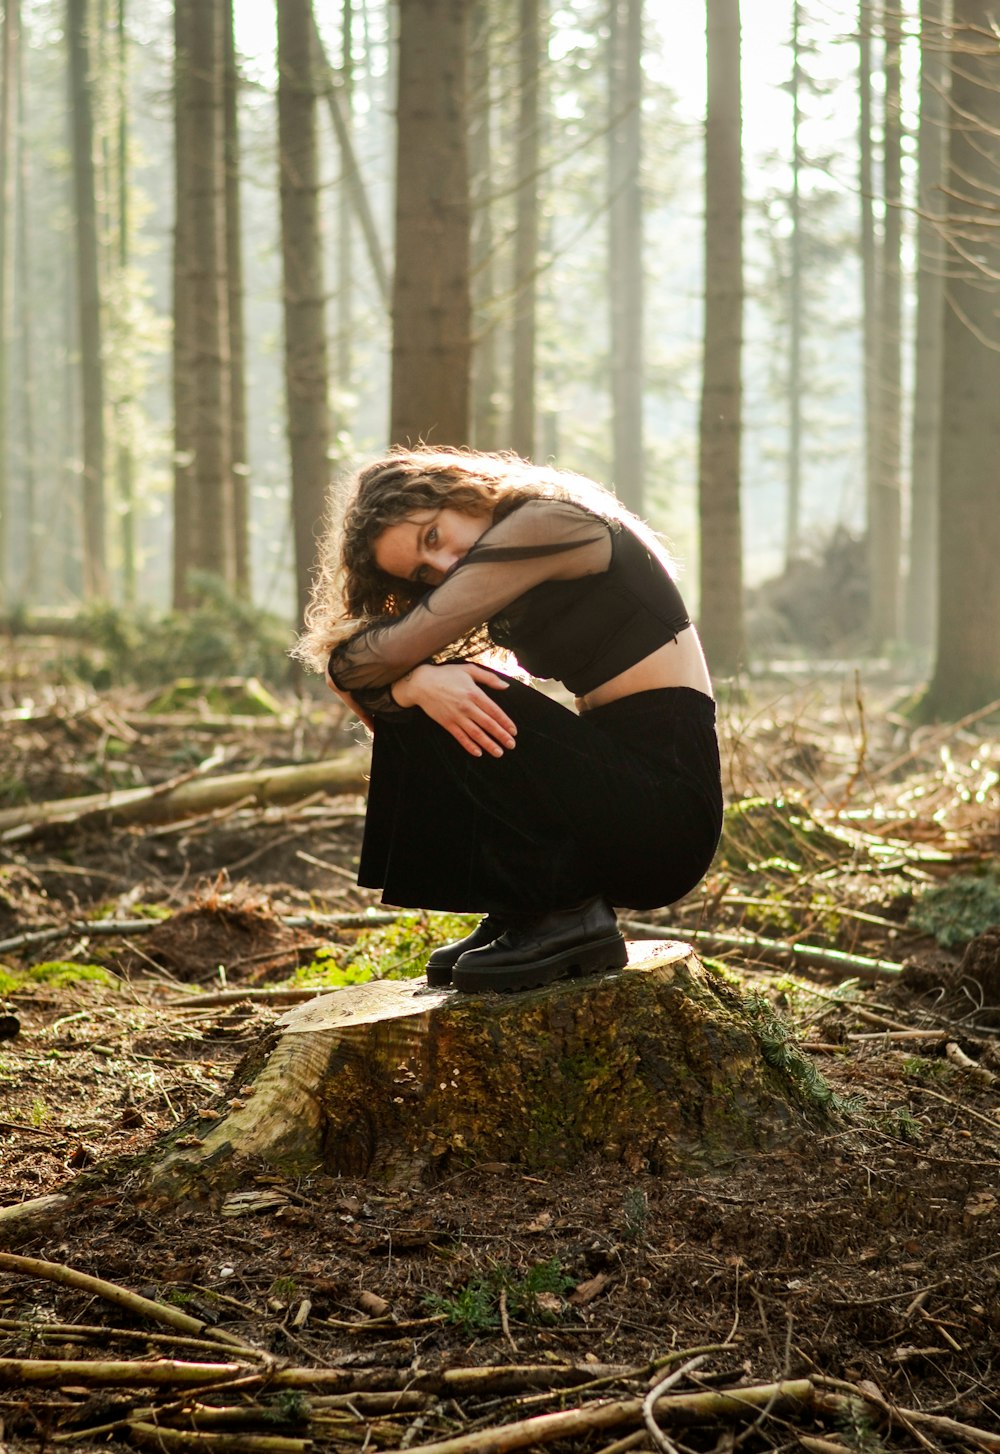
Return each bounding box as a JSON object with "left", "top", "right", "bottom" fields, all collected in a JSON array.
[
  {"left": 452, "top": 932, "right": 628, "bottom": 993},
  {"left": 426, "top": 917, "right": 508, "bottom": 988}
]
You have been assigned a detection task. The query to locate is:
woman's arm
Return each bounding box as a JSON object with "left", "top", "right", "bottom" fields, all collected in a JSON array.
[{"left": 328, "top": 500, "right": 611, "bottom": 697}]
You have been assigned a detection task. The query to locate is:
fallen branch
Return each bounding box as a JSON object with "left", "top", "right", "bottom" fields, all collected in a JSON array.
[
  {"left": 399, "top": 1379, "right": 817, "bottom": 1454},
  {"left": 870, "top": 696, "right": 1000, "bottom": 782},
  {"left": 0, "top": 751, "right": 370, "bottom": 842},
  {"left": 620, "top": 921, "right": 903, "bottom": 981},
  {"left": 0, "top": 909, "right": 398, "bottom": 958},
  {"left": 127, "top": 1424, "right": 310, "bottom": 1454},
  {"left": 0, "top": 1357, "right": 248, "bottom": 1388},
  {"left": 127, "top": 1424, "right": 309, "bottom": 1454},
  {"left": 0, "top": 1254, "right": 261, "bottom": 1354}
]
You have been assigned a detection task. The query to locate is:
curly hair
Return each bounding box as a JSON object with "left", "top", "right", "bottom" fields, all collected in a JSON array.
[{"left": 292, "top": 445, "right": 671, "bottom": 673}]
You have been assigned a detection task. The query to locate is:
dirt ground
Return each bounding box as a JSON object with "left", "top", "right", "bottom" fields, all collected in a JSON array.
[{"left": 1, "top": 671, "right": 998, "bottom": 1451}]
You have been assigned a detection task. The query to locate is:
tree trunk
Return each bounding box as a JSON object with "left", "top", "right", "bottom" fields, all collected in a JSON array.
[
  {"left": 188, "top": 0, "right": 233, "bottom": 587},
  {"left": 145, "top": 943, "right": 824, "bottom": 1195},
  {"left": 224, "top": 0, "right": 249, "bottom": 599},
  {"left": 785, "top": 0, "right": 803, "bottom": 567},
  {"left": 698, "top": 0, "right": 744, "bottom": 674},
  {"left": 904, "top": 0, "right": 949, "bottom": 655},
  {"left": 309, "top": 8, "right": 389, "bottom": 309},
  {"left": 334, "top": 0, "right": 353, "bottom": 431},
  {"left": 858, "top": 2, "right": 879, "bottom": 584},
  {"left": 608, "top": 0, "right": 643, "bottom": 514},
  {"left": 390, "top": 0, "right": 470, "bottom": 447},
  {"left": 171, "top": 0, "right": 195, "bottom": 609},
  {"left": 920, "top": 0, "right": 1000, "bottom": 718},
  {"left": 869, "top": 11, "right": 902, "bottom": 649},
  {"left": 15, "top": 29, "right": 37, "bottom": 602},
  {"left": 67, "top": 0, "right": 107, "bottom": 599},
  {"left": 510, "top": 0, "right": 539, "bottom": 458},
  {"left": 278, "top": 0, "right": 331, "bottom": 627},
  {"left": 0, "top": 0, "right": 17, "bottom": 608},
  {"left": 470, "top": 0, "right": 500, "bottom": 452},
  {"left": 114, "top": 0, "right": 136, "bottom": 604}
]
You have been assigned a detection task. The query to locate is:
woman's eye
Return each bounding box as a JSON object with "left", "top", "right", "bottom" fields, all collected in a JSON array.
[{"left": 426, "top": 526, "right": 438, "bottom": 546}]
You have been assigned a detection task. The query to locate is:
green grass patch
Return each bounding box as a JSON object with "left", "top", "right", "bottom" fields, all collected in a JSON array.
[{"left": 425, "top": 1258, "right": 574, "bottom": 1334}]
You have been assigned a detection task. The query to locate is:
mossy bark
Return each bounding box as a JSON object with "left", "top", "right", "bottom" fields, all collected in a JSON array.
[{"left": 147, "top": 943, "right": 824, "bottom": 1196}]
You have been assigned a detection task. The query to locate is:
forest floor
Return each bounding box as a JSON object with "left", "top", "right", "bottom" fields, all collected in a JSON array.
[{"left": 0, "top": 660, "right": 999, "bottom": 1453}]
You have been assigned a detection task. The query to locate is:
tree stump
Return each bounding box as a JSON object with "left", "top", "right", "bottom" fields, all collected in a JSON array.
[{"left": 147, "top": 942, "right": 824, "bottom": 1196}]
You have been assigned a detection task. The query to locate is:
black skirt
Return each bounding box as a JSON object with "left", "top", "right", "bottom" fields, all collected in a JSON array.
[{"left": 357, "top": 679, "right": 723, "bottom": 914}]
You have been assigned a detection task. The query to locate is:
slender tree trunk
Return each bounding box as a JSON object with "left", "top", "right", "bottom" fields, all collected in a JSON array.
[
  {"left": 335, "top": 0, "right": 353, "bottom": 424},
  {"left": 0, "top": 0, "right": 17, "bottom": 606},
  {"left": 870, "top": 12, "right": 902, "bottom": 648},
  {"left": 698, "top": 0, "right": 744, "bottom": 674},
  {"left": 15, "top": 26, "right": 37, "bottom": 601},
  {"left": 858, "top": 2, "right": 879, "bottom": 575},
  {"left": 786, "top": 0, "right": 803, "bottom": 567},
  {"left": 278, "top": 0, "right": 331, "bottom": 624},
  {"left": 67, "top": 0, "right": 107, "bottom": 598},
  {"left": 188, "top": 0, "right": 232, "bottom": 586},
  {"left": 309, "top": 10, "right": 389, "bottom": 308},
  {"left": 115, "top": 0, "right": 135, "bottom": 602},
  {"left": 920, "top": 0, "right": 1000, "bottom": 717},
  {"left": 510, "top": 0, "right": 539, "bottom": 457},
  {"left": 904, "top": 0, "right": 949, "bottom": 654},
  {"left": 391, "top": 0, "right": 470, "bottom": 446},
  {"left": 608, "top": 0, "right": 643, "bottom": 514},
  {"left": 62, "top": 209, "right": 82, "bottom": 600},
  {"left": 172, "top": 0, "right": 195, "bottom": 608},
  {"left": 470, "top": 0, "right": 500, "bottom": 451},
  {"left": 224, "top": 0, "right": 249, "bottom": 598}
]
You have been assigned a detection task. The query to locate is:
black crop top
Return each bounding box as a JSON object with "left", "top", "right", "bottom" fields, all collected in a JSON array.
[{"left": 327, "top": 498, "right": 691, "bottom": 716}]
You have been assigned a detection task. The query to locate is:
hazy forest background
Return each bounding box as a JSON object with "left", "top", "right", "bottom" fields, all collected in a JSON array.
[
  {"left": 0, "top": 0, "right": 997, "bottom": 715},
  {"left": 3, "top": 5, "right": 1000, "bottom": 1446}
]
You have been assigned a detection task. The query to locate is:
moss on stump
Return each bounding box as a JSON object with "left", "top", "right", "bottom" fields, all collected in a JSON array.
[{"left": 148, "top": 942, "right": 827, "bottom": 1196}]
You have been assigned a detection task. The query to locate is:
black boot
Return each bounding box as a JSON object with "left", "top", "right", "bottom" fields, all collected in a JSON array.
[
  {"left": 425, "top": 915, "right": 509, "bottom": 987},
  {"left": 452, "top": 897, "right": 627, "bottom": 993}
]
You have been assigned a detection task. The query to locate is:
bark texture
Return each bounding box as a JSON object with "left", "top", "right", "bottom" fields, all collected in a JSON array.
[
  {"left": 698, "top": 0, "right": 744, "bottom": 673},
  {"left": 921, "top": 0, "right": 1000, "bottom": 716},
  {"left": 188, "top": 0, "right": 232, "bottom": 586},
  {"left": 904, "top": 0, "right": 948, "bottom": 654},
  {"left": 148, "top": 943, "right": 822, "bottom": 1196},
  {"left": 391, "top": 0, "right": 470, "bottom": 446},
  {"left": 869, "top": 16, "right": 903, "bottom": 649},
  {"left": 608, "top": 0, "right": 643, "bottom": 514},
  {"left": 278, "top": 0, "right": 331, "bottom": 625},
  {"left": 67, "top": 0, "right": 107, "bottom": 598}
]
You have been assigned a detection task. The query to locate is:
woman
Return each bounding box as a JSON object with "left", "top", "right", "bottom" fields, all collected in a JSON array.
[{"left": 294, "top": 447, "right": 723, "bottom": 994}]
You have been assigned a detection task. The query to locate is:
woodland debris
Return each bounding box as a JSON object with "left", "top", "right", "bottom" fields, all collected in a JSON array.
[
  {"left": 619, "top": 920, "right": 904, "bottom": 981},
  {"left": 0, "top": 1254, "right": 262, "bottom": 1354},
  {"left": 0, "top": 750, "right": 370, "bottom": 841}
]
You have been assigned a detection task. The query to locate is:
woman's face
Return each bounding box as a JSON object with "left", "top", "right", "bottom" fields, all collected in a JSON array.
[{"left": 373, "top": 507, "right": 491, "bottom": 588}]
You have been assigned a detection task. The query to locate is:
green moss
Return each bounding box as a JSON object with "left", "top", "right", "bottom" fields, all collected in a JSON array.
[
  {"left": 0, "top": 961, "right": 115, "bottom": 993},
  {"left": 907, "top": 870, "right": 1000, "bottom": 948},
  {"left": 288, "top": 912, "right": 478, "bottom": 987}
]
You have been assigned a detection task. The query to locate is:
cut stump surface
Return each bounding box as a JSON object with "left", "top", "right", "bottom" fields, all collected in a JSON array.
[{"left": 147, "top": 941, "right": 823, "bottom": 1194}]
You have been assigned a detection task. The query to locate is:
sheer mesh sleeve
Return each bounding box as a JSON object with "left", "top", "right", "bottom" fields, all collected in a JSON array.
[{"left": 328, "top": 500, "right": 611, "bottom": 716}]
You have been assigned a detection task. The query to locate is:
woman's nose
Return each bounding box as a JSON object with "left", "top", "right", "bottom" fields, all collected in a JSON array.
[{"left": 427, "top": 548, "right": 459, "bottom": 578}]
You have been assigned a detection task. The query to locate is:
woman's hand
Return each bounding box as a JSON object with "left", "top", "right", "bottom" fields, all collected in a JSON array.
[
  {"left": 325, "top": 667, "right": 375, "bottom": 733},
  {"left": 393, "top": 663, "right": 517, "bottom": 757}
]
